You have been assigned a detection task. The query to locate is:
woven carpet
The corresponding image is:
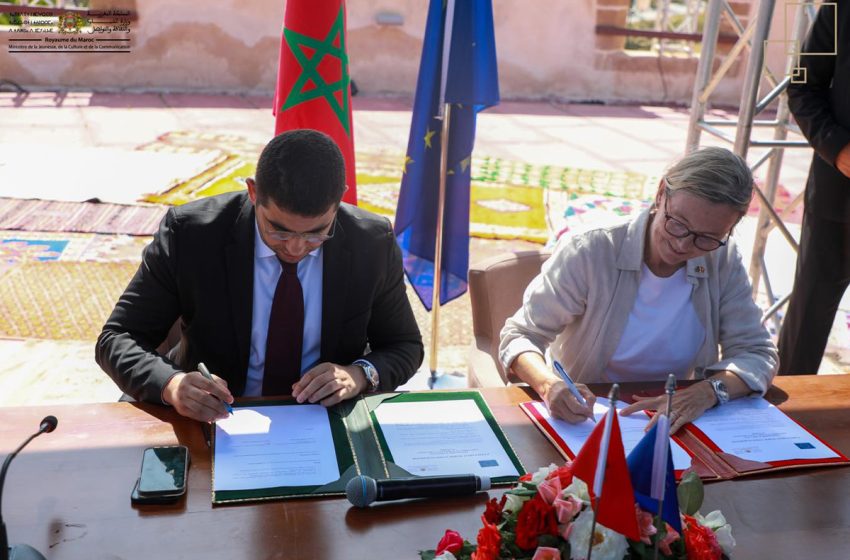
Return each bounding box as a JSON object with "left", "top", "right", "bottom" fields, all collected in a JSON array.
[
  {"left": 0, "top": 198, "right": 167, "bottom": 236},
  {"left": 0, "top": 231, "right": 151, "bottom": 264},
  {"left": 138, "top": 132, "right": 654, "bottom": 244},
  {"left": 0, "top": 261, "right": 138, "bottom": 341}
]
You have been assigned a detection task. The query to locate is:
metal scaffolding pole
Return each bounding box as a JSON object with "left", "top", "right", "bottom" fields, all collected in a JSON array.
[{"left": 684, "top": 0, "right": 816, "bottom": 325}]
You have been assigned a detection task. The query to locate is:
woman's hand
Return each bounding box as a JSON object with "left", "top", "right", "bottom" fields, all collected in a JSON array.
[
  {"left": 544, "top": 379, "right": 597, "bottom": 423},
  {"left": 620, "top": 381, "right": 717, "bottom": 433}
]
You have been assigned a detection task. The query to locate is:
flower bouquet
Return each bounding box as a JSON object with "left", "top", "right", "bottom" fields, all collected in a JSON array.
[{"left": 419, "top": 463, "right": 735, "bottom": 560}]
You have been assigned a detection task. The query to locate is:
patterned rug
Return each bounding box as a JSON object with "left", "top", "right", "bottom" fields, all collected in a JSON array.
[
  {"left": 0, "top": 198, "right": 167, "bottom": 236},
  {"left": 0, "top": 231, "right": 151, "bottom": 265},
  {"left": 0, "top": 261, "right": 138, "bottom": 341},
  {"left": 138, "top": 132, "right": 655, "bottom": 244}
]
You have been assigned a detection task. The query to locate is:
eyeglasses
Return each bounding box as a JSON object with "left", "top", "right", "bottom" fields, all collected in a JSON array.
[
  {"left": 265, "top": 216, "right": 337, "bottom": 245},
  {"left": 662, "top": 191, "right": 727, "bottom": 251}
]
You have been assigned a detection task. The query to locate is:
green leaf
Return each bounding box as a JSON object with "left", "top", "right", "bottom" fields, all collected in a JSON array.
[
  {"left": 419, "top": 550, "right": 436, "bottom": 560},
  {"left": 677, "top": 470, "right": 704, "bottom": 515}
]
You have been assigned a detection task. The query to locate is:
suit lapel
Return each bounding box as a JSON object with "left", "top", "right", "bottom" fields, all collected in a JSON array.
[
  {"left": 225, "top": 195, "right": 255, "bottom": 379},
  {"left": 320, "top": 214, "right": 351, "bottom": 362}
]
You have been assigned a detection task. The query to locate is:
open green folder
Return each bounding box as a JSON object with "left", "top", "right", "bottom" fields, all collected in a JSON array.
[{"left": 211, "top": 390, "right": 526, "bottom": 505}]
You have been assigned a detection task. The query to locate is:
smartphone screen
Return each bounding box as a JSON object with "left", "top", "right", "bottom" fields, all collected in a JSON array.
[{"left": 138, "top": 445, "right": 188, "bottom": 496}]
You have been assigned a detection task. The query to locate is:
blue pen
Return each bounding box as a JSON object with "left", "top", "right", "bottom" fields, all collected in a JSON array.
[
  {"left": 198, "top": 362, "right": 234, "bottom": 415},
  {"left": 553, "top": 360, "right": 596, "bottom": 423}
]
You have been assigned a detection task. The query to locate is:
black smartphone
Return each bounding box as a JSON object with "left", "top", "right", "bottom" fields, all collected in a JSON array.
[{"left": 136, "top": 445, "right": 189, "bottom": 498}]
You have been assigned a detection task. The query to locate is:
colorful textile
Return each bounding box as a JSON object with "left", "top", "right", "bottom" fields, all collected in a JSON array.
[
  {"left": 0, "top": 261, "right": 138, "bottom": 341},
  {"left": 0, "top": 198, "right": 166, "bottom": 236}
]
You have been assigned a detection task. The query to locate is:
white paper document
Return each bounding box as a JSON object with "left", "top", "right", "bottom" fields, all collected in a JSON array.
[
  {"left": 528, "top": 398, "right": 692, "bottom": 470},
  {"left": 691, "top": 398, "right": 839, "bottom": 463},
  {"left": 373, "top": 399, "right": 520, "bottom": 478},
  {"left": 213, "top": 405, "right": 340, "bottom": 491}
]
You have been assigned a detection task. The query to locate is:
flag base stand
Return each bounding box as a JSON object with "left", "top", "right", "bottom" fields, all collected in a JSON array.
[{"left": 428, "top": 369, "right": 468, "bottom": 390}]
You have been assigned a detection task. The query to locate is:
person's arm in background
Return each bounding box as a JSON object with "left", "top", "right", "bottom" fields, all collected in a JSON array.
[
  {"left": 787, "top": 3, "right": 850, "bottom": 178},
  {"left": 499, "top": 236, "right": 596, "bottom": 423}
]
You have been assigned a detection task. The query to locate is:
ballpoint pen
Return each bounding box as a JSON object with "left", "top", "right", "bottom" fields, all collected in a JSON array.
[
  {"left": 198, "top": 362, "right": 234, "bottom": 415},
  {"left": 553, "top": 360, "right": 596, "bottom": 423}
]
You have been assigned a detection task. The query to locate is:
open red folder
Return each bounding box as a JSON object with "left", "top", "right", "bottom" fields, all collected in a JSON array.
[{"left": 521, "top": 397, "right": 849, "bottom": 482}]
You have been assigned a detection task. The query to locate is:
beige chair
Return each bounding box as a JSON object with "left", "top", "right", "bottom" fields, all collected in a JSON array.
[{"left": 467, "top": 249, "right": 551, "bottom": 387}]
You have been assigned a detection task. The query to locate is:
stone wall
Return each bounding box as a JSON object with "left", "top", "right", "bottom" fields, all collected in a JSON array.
[{"left": 0, "top": 0, "right": 800, "bottom": 105}]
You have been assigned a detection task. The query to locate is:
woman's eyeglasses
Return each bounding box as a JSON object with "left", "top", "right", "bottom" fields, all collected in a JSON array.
[{"left": 663, "top": 191, "right": 727, "bottom": 251}]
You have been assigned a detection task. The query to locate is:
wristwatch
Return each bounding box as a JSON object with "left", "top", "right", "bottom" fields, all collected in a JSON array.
[
  {"left": 353, "top": 359, "right": 380, "bottom": 393},
  {"left": 707, "top": 378, "right": 730, "bottom": 407}
]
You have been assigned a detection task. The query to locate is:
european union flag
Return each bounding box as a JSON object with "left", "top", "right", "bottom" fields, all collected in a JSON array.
[
  {"left": 393, "top": 0, "right": 499, "bottom": 310},
  {"left": 626, "top": 419, "right": 682, "bottom": 533}
]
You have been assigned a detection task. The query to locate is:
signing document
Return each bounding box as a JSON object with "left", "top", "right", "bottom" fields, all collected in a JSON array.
[
  {"left": 691, "top": 398, "right": 840, "bottom": 463},
  {"left": 373, "top": 399, "right": 520, "bottom": 479},
  {"left": 528, "top": 398, "right": 692, "bottom": 470},
  {"left": 213, "top": 405, "right": 340, "bottom": 491}
]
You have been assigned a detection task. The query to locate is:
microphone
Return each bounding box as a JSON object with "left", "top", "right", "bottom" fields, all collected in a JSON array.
[
  {"left": 345, "top": 474, "right": 490, "bottom": 507},
  {"left": 1, "top": 415, "right": 58, "bottom": 560}
]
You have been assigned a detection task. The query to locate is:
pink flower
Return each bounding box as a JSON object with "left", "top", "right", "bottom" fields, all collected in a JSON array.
[
  {"left": 553, "top": 496, "right": 582, "bottom": 524},
  {"left": 537, "top": 476, "right": 563, "bottom": 505},
  {"left": 546, "top": 464, "right": 574, "bottom": 487},
  {"left": 658, "top": 523, "right": 681, "bottom": 557},
  {"left": 531, "top": 546, "right": 561, "bottom": 560},
  {"left": 636, "top": 506, "right": 657, "bottom": 545},
  {"left": 435, "top": 529, "right": 464, "bottom": 556}
]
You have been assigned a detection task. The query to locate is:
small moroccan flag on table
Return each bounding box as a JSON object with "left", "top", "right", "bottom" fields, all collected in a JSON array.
[{"left": 273, "top": 0, "right": 357, "bottom": 204}]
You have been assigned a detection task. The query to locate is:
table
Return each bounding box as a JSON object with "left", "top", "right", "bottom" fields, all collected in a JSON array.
[{"left": 2, "top": 375, "right": 850, "bottom": 559}]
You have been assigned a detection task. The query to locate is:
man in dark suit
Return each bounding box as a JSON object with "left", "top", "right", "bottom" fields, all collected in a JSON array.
[
  {"left": 779, "top": 2, "right": 850, "bottom": 375},
  {"left": 97, "top": 130, "right": 424, "bottom": 421}
]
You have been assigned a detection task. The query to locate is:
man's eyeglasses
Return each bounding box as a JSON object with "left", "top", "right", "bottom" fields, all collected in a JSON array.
[
  {"left": 662, "top": 190, "right": 727, "bottom": 252},
  {"left": 265, "top": 216, "right": 337, "bottom": 245}
]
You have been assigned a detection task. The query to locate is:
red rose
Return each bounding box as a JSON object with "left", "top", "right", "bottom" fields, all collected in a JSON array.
[
  {"left": 436, "top": 529, "right": 464, "bottom": 556},
  {"left": 546, "top": 464, "right": 574, "bottom": 487},
  {"left": 683, "top": 515, "right": 723, "bottom": 560},
  {"left": 483, "top": 496, "right": 507, "bottom": 524},
  {"left": 515, "top": 494, "right": 559, "bottom": 550},
  {"left": 519, "top": 473, "right": 533, "bottom": 482},
  {"left": 471, "top": 515, "right": 502, "bottom": 560}
]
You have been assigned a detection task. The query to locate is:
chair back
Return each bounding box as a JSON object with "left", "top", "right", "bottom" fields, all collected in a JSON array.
[{"left": 468, "top": 250, "right": 551, "bottom": 385}]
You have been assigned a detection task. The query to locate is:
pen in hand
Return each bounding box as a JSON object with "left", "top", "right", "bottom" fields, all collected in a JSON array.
[
  {"left": 553, "top": 360, "right": 596, "bottom": 423},
  {"left": 198, "top": 362, "right": 234, "bottom": 415}
]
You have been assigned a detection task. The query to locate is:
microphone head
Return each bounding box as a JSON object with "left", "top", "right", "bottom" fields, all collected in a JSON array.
[
  {"left": 345, "top": 475, "right": 377, "bottom": 508},
  {"left": 40, "top": 415, "right": 58, "bottom": 433}
]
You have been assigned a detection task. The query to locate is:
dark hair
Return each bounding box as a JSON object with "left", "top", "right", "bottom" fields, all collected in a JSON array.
[{"left": 254, "top": 129, "right": 346, "bottom": 216}]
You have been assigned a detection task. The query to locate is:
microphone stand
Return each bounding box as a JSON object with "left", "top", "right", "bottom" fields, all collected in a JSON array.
[{"left": 1, "top": 417, "right": 56, "bottom": 560}]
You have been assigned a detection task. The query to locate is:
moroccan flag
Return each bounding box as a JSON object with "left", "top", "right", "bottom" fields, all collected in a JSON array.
[
  {"left": 627, "top": 415, "right": 682, "bottom": 532},
  {"left": 571, "top": 407, "right": 641, "bottom": 541},
  {"left": 393, "top": 0, "right": 499, "bottom": 309},
  {"left": 273, "top": 0, "right": 357, "bottom": 205}
]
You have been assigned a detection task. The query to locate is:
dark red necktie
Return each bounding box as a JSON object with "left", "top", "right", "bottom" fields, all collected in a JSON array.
[{"left": 263, "top": 261, "right": 304, "bottom": 395}]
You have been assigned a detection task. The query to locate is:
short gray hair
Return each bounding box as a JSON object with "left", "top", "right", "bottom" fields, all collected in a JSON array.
[{"left": 664, "top": 147, "right": 753, "bottom": 213}]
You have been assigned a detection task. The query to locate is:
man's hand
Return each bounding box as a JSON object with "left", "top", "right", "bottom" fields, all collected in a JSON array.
[
  {"left": 162, "top": 371, "right": 234, "bottom": 422},
  {"left": 543, "top": 379, "right": 596, "bottom": 423},
  {"left": 836, "top": 143, "right": 850, "bottom": 178},
  {"left": 292, "top": 362, "right": 367, "bottom": 407},
  {"left": 620, "top": 381, "right": 717, "bottom": 434}
]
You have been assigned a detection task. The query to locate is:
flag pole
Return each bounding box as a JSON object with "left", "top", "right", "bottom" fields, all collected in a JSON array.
[
  {"left": 653, "top": 374, "right": 676, "bottom": 560},
  {"left": 587, "top": 383, "right": 619, "bottom": 560},
  {"left": 428, "top": 0, "right": 456, "bottom": 379},
  {"left": 429, "top": 102, "right": 452, "bottom": 377}
]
